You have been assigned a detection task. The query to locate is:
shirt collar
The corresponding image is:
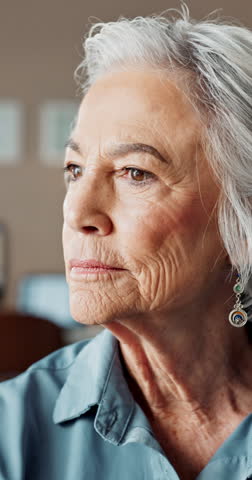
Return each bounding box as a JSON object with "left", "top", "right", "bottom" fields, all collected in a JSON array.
[
  {"left": 53, "top": 329, "right": 135, "bottom": 445},
  {"left": 53, "top": 328, "right": 252, "bottom": 466}
]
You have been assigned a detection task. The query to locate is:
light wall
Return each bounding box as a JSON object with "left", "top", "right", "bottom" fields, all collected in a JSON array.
[{"left": 1, "top": 0, "right": 251, "bottom": 307}]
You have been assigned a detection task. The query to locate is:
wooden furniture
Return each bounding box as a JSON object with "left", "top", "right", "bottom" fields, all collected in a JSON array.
[{"left": 0, "top": 310, "right": 64, "bottom": 381}]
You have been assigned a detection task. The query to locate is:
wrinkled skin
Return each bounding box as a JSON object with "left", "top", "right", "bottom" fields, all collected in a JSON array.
[
  {"left": 62, "top": 69, "right": 252, "bottom": 480},
  {"left": 63, "top": 69, "right": 224, "bottom": 327}
]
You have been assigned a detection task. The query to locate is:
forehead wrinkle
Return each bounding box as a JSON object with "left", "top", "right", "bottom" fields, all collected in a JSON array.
[
  {"left": 65, "top": 137, "right": 171, "bottom": 165},
  {"left": 69, "top": 91, "right": 201, "bottom": 170}
]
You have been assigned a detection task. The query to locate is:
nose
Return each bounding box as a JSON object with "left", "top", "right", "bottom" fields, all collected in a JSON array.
[{"left": 63, "top": 175, "right": 113, "bottom": 236}]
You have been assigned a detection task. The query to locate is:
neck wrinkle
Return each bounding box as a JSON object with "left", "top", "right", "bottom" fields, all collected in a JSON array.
[{"left": 106, "top": 290, "right": 252, "bottom": 424}]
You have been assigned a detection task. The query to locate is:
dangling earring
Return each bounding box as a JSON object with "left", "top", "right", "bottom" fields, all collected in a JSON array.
[{"left": 229, "top": 273, "right": 248, "bottom": 327}]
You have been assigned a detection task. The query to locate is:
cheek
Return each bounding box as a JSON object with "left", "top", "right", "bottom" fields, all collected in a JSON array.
[
  {"left": 122, "top": 194, "right": 205, "bottom": 258},
  {"left": 62, "top": 223, "right": 68, "bottom": 257},
  {"left": 62, "top": 223, "right": 72, "bottom": 282}
]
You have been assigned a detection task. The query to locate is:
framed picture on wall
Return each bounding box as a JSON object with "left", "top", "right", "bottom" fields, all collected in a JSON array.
[
  {"left": 0, "top": 101, "right": 23, "bottom": 165},
  {"left": 39, "top": 101, "right": 78, "bottom": 167}
]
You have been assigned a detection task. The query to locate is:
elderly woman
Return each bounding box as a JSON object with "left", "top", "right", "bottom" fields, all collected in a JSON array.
[{"left": 1, "top": 5, "right": 252, "bottom": 480}]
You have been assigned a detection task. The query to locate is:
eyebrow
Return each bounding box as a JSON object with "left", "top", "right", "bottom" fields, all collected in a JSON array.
[{"left": 65, "top": 139, "right": 169, "bottom": 164}]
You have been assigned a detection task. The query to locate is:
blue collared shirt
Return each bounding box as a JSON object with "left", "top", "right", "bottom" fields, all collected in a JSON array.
[{"left": 1, "top": 328, "right": 252, "bottom": 480}]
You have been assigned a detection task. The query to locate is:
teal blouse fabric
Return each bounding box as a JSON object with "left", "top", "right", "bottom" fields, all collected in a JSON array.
[{"left": 0, "top": 328, "right": 252, "bottom": 480}]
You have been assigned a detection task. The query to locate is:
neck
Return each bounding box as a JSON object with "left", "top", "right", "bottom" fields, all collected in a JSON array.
[{"left": 105, "top": 282, "right": 252, "bottom": 425}]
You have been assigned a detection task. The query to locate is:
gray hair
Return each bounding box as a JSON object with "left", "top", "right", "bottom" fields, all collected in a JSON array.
[{"left": 75, "top": 3, "right": 252, "bottom": 296}]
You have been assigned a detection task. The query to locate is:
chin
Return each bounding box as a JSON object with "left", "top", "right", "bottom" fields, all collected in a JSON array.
[
  {"left": 69, "top": 294, "right": 124, "bottom": 326},
  {"left": 68, "top": 276, "right": 140, "bottom": 326}
]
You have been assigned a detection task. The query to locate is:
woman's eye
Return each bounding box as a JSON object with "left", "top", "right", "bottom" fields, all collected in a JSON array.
[
  {"left": 63, "top": 164, "right": 82, "bottom": 183},
  {"left": 123, "top": 167, "right": 155, "bottom": 186},
  {"left": 63, "top": 164, "right": 155, "bottom": 187}
]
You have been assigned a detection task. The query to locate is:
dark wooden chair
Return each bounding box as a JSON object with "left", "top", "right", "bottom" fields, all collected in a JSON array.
[{"left": 0, "top": 310, "right": 64, "bottom": 381}]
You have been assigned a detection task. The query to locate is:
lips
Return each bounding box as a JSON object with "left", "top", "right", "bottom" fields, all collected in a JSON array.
[{"left": 69, "top": 259, "right": 124, "bottom": 270}]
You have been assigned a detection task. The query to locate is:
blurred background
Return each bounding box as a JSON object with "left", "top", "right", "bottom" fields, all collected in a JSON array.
[{"left": 0, "top": 0, "right": 252, "bottom": 379}]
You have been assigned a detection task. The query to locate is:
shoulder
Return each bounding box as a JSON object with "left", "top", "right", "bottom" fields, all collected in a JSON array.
[
  {"left": 0, "top": 330, "right": 119, "bottom": 479},
  {"left": 0, "top": 337, "right": 91, "bottom": 405},
  {"left": 0, "top": 337, "right": 95, "bottom": 479}
]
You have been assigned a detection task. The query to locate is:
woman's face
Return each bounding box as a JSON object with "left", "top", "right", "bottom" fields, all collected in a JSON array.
[{"left": 63, "top": 68, "right": 224, "bottom": 326}]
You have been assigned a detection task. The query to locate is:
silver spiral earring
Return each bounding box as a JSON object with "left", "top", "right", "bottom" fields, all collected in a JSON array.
[{"left": 229, "top": 273, "right": 248, "bottom": 327}]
